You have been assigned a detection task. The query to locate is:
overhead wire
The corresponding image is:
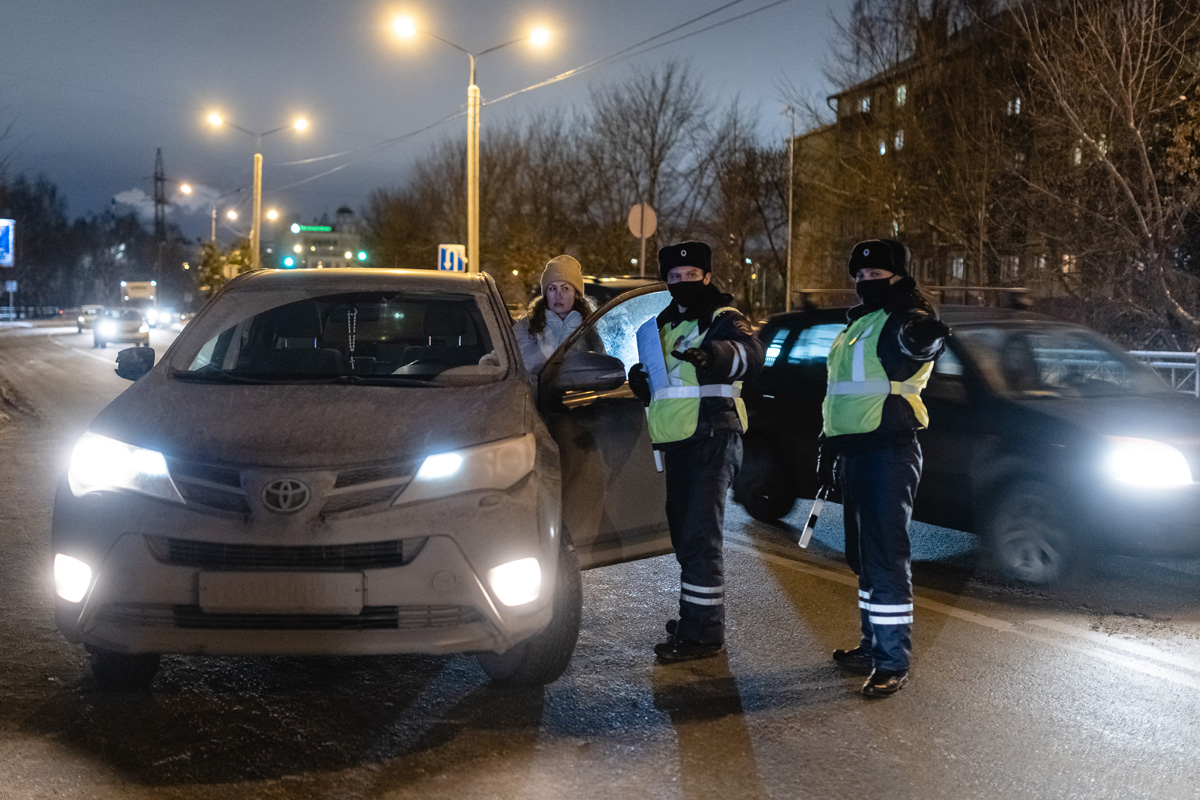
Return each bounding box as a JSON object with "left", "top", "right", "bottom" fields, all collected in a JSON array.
[{"left": 270, "top": 0, "right": 795, "bottom": 194}]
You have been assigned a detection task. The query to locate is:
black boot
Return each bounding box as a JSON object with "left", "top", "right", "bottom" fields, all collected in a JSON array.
[
  {"left": 862, "top": 669, "right": 909, "bottom": 697},
  {"left": 832, "top": 645, "right": 873, "bottom": 674},
  {"left": 654, "top": 634, "right": 723, "bottom": 662}
]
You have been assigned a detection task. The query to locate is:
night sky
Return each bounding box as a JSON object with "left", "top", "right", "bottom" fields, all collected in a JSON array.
[{"left": 1, "top": 0, "right": 845, "bottom": 239}]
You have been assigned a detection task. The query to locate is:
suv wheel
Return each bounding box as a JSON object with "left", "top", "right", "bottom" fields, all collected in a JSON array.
[
  {"left": 983, "top": 480, "right": 1074, "bottom": 585},
  {"left": 476, "top": 531, "right": 582, "bottom": 687},
  {"left": 87, "top": 647, "right": 160, "bottom": 691},
  {"left": 738, "top": 444, "right": 795, "bottom": 522}
]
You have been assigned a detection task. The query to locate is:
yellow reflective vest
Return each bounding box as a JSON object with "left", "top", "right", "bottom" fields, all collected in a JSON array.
[
  {"left": 648, "top": 309, "right": 749, "bottom": 444},
  {"left": 822, "top": 308, "right": 932, "bottom": 437}
]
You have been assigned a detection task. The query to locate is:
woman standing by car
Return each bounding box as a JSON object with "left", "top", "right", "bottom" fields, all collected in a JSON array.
[
  {"left": 818, "top": 239, "right": 948, "bottom": 698},
  {"left": 513, "top": 255, "right": 602, "bottom": 372}
]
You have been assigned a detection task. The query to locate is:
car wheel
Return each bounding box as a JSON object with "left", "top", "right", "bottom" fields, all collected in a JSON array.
[
  {"left": 476, "top": 531, "right": 582, "bottom": 687},
  {"left": 983, "top": 480, "right": 1074, "bottom": 585},
  {"left": 737, "top": 444, "right": 795, "bottom": 522},
  {"left": 87, "top": 647, "right": 160, "bottom": 691}
]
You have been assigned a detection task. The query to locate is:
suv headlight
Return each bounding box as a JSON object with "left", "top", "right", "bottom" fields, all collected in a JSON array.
[
  {"left": 395, "top": 433, "right": 536, "bottom": 505},
  {"left": 68, "top": 432, "right": 184, "bottom": 503},
  {"left": 1105, "top": 436, "right": 1193, "bottom": 487}
]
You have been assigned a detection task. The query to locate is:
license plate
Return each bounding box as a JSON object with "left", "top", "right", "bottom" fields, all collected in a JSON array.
[{"left": 198, "top": 572, "right": 365, "bottom": 615}]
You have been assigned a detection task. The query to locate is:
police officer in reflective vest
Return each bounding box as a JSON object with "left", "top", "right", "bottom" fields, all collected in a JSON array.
[
  {"left": 818, "top": 239, "right": 948, "bottom": 696},
  {"left": 628, "top": 241, "right": 764, "bottom": 662}
]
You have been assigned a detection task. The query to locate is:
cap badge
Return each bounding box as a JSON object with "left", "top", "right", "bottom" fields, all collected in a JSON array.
[
  {"left": 863, "top": 248, "right": 870, "bottom": 255},
  {"left": 680, "top": 249, "right": 687, "bottom": 256}
]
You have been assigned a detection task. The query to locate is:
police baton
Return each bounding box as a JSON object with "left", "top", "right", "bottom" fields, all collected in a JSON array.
[{"left": 797, "top": 485, "right": 829, "bottom": 549}]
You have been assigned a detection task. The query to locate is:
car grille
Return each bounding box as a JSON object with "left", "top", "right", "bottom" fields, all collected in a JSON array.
[
  {"left": 95, "top": 603, "right": 481, "bottom": 631},
  {"left": 144, "top": 535, "right": 428, "bottom": 571},
  {"left": 165, "top": 457, "right": 418, "bottom": 517}
]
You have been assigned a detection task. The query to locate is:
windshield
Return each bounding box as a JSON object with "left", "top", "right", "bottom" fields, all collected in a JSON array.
[
  {"left": 174, "top": 290, "right": 505, "bottom": 385},
  {"left": 954, "top": 324, "right": 1170, "bottom": 398}
]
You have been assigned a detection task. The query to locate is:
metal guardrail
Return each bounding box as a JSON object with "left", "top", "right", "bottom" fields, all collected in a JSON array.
[{"left": 1130, "top": 350, "right": 1200, "bottom": 397}]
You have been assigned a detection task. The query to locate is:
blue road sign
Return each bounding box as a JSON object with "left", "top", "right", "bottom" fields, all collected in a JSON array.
[
  {"left": 437, "top": 244, "right": 466, "bottom": 272},
  {"left": 0, "top": 219, "right": 14, "bottom": 268}
]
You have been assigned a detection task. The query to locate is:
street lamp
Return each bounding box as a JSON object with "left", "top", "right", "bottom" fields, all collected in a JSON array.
[
  {"left": 180, "top": 183, "right": 245, "bottom": 243},
  {"left": 207, "top": 112, "right": 309, "bottom": 269},
  {"left": 394, "top": 17, "right": 549, "bottom": 274}
]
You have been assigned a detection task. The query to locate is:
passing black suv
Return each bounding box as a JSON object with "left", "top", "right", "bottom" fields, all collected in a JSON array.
[{"left": 732, "top": 306, "right": 1200, "bottom": 584}]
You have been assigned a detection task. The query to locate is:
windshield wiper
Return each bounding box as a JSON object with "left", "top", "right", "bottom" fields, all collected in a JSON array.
[
  {"left": 169, "top": 369, "right": 273, "bottom": 384},
  {"left": 331, "top": 374, "right": 432, "bottom": 387}
]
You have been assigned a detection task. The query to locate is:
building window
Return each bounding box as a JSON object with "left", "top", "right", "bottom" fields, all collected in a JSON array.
[
  {"left": 1013, "top": 150, "right": 1027, "bottom": 170},
  {"left": 1007, "top": 97, "right": 1022, "bottom": 116},
  {"left": 1061, "top": 254, "right": 1078, "bottom": 274},
  {"left": 1037, "top": 254, "right": 1047, "bottom": 271},
  {"left": 1098, "top": 133, "right": 1108, "bottom": 156},
  {"left": 952, "top": 257, "right": 966, "bottom": 281},
  {"left": 896, "top": 84, "right": 907, "bottom": 107},
  {"left": 879, "top": 139, "right": 888, "bottom": 155},
  {"left": 894, "top": 130, "right": 905, "bottom": 151},
  {"left": 1072, "top": 144, "right": 1083, "bottom": 166},
  {"left": 1000, "top": 255, "right": 1020, "bottom": 282},
  {"left": 891, "top": 219, "right": 900, "bottom": 237},
  {"left": 860, "top": 95, "right": 871, "bottom": 113}
]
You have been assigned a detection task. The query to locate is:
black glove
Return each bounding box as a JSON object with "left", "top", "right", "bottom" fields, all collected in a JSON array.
[
  {"left": 628, "top": 363, "right": 651, "bottom": 406},
  {"left": 671, "top": 346, "right": 712, "bottom": 372},
  {"left": 904, "top": 313, "right": 950, "bottom": 348},
  {"left": 816, "top": 444, "right": 840, "bottom": 490}
]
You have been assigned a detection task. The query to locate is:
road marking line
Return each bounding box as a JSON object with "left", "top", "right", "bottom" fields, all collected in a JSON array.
[
  {"left": 1028, "top": 617, "right": 1200, "bottom": 675},
  {"left": 48, "top": 334, "right": 117, "bottom": 365},
  {"left": 726, "top": 537, "right": 1200, "bottom": 691}
]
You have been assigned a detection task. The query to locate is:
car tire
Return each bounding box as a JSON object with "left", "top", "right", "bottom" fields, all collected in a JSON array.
[
  {"left": 982, "top": 479, "right": 1074, "bottom": 585},
  {"left": 737, "top": 444, "right": 795, "bottom": 522},
  {"left": 87, "top": 647, "right": 160, "bottom": 691},
  {"left": 476, "top": 531, "right": 582, "bottom": 687}
]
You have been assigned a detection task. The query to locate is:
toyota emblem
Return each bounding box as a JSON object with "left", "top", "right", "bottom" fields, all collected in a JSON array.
[{"left": 261, "top": 479, "right": 311, "bottom": 514}]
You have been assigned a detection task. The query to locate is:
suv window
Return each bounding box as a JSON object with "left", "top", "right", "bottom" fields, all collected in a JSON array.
[{"left": 762, "top": 327, "right": 790, "bottom": 367}]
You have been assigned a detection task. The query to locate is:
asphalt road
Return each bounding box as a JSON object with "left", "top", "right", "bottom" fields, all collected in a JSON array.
[{"left": 0, "top": 323, "right": 1198, "bottom": 800}]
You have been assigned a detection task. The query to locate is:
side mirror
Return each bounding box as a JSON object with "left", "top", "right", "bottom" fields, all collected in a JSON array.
[
  {"left": 115, "top": 347, "right": 155, "bottom": 381},
  {"left": 550, "top": 351, "right": 627, "bottom": 393}
]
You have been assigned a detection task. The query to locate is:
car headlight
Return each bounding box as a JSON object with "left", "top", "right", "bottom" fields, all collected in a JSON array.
[
  {"left": 145, "top": 310, "right": 158, "bottom": 324},
  {"left": 138, "top": 323, "right": 149, "bottom": 333},
  {"left": 395, "top": 433, "right": 536, "bottom": 505},
  {"left": 1105, "top": 436, "right": 1193, "bottom": 487},
  {"left": 98, "top": 321, "right": 116, "bottom": 335},
  {"left": 76, "top": 316, "right": 84, "bottom": 324},
  {"left": 54, "top": 554, "right": 93, "bottom": 603},
  {"left": 487, "top": 557, "right": 541, "bottom": 606},
  {"left": 68, "top": 432, "right": 184, "bottom": 503}
]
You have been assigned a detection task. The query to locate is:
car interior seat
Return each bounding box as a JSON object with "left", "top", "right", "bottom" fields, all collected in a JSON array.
[{"left": 241, "top": 300, "right": 344, "bottom": 374}]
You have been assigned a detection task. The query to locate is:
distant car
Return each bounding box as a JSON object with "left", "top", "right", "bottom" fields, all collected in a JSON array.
[
  {"left": 52, "top": 269, "right": 673, "bottom": 690},
  {"left": 583, "top": 275, "right": 662, "bottom": 306},
  {"left": 76, "top": 304, "right": 105, "bottom": 333},
  {"left": 93, "top": 308, "right": 149, "bottom": 349},
  {"left": 733, "top": 305, "right": 1200, "bottom": 585}
]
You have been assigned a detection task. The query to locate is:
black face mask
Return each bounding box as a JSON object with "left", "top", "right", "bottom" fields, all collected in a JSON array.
[
  {"left": 855, "top": 277, "right": 893, "bottom": 306},
  {"left": 668, "top": 278, "right": 709, "bottom": 308}
]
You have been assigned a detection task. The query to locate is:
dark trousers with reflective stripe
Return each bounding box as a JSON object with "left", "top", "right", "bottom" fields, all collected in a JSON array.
[
  {"left": 664, "top": 431, "right": 742, "bottom": 645},
  {"left": 840, "top": 439, "right": 922, "bottom": 673}
]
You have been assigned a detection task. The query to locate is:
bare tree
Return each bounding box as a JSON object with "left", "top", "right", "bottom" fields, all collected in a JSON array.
[{"left": 1012, "top": 0, "right": 1200, "bottom": 338}]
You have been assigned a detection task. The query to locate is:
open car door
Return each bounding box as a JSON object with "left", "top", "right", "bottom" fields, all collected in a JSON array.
[{"left": 537, "top": 286, "right": 671, "bottom": 569}]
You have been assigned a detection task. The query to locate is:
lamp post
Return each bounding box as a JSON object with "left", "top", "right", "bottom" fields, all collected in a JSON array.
[
  {"left": 180, "top": 184, "right": 245, "bottom": 244},
  {"left": 206, "top": 113, "right": 308, "bottom": 270},
  {"left": 394, "top": 17, "right": 549, "bottom": 274}
]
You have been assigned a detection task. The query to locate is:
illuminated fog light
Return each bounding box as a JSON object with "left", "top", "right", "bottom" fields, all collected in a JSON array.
[
  {"left": 54, "top": 554, "right": 92, "bottom": 603},
  {"left": 1106, "top": 437, "right": 1193, "bottom": 487},
  {"left": 487, "top": 558, "right": 541, "bottom": 606},
  {"left": 416, "top": 452, "right": 463, "bottom": 480}
]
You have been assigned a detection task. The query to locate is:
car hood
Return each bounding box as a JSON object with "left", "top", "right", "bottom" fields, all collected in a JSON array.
[
  {"left": 89, "top": 370, "right": 529, "bottom": 468},
  {"left": 1014, "top": 392, "right": 1200, "bottom": 448}
]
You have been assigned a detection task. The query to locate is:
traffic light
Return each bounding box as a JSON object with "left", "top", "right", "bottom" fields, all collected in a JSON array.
[
  {"left": 356, "top": 251, "right": 368, "bottom": 262},
  {"left": 283, "top": 256, "right": 296, "bottom": 268}
]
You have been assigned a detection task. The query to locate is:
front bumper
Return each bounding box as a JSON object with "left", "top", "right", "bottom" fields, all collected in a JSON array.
[
  {"left": 1081, "top": 480, "right": 1200, "bottom": 557},
  {"left": 52, "top": 473, "right": 556, "bottom": 657}
]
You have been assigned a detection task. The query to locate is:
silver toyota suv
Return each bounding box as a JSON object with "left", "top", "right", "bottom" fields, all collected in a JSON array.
[{"left": 52, "top": 268, "right": 675, "bottom": 690}]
